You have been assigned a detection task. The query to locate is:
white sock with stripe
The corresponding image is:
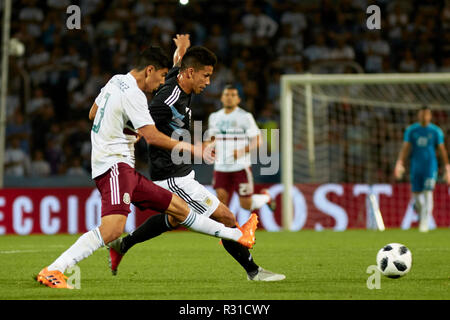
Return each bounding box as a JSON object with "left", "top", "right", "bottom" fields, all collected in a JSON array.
[
  {"left": 250, "top": 194, "right": 271, "bottom": 211},
  {"left": 180, "top": 209, "right": 242, "bottom": 241},
  {"left": 420, "top": 191, "right": 433, "bottom": 231},
  {"left": 47, "top": 227, "right": 105, "bottom": 273}
]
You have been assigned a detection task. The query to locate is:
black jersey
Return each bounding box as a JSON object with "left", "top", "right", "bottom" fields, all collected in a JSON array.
[{"left": 148, "top": 67, "right": 193, "bottom": 181}]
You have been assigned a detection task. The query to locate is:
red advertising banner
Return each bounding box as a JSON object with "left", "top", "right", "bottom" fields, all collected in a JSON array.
[{"left": 0, "top": 184, "right": 449, "bottom": 235}]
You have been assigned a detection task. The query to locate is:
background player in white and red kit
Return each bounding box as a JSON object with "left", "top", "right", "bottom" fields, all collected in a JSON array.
[
  {"left": 207, "top": 85, "right": 274, "bottom": 218},
  {"left": 36, "top": 45, "right": 256, "bottom": 289}
]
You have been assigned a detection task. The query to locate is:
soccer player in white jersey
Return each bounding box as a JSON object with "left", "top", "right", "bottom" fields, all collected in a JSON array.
[
  {"left": 36, "top": 45, "right": 257, "bottom": 289},
  {"left": 106, "top": 35, "right": 285, "bottom": 282},
  {"left": 394, "top": 106, "right": 450, "bottom": 232},
  {"left": 208, "top": 84, "right": 274, "bottom": 214}
]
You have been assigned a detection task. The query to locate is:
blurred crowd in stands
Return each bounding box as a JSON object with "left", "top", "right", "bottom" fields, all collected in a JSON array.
[{"left": 3, "top": 0, "right": 450, "bottom": 178}]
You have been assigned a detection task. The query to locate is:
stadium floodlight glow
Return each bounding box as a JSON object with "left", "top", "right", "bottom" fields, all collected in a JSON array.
[
  {"left": 180, "top": 0, "right": 189, "bottom": 5},
  {"left": 280, "top": 72, "right": 450, "bottom": 231}
]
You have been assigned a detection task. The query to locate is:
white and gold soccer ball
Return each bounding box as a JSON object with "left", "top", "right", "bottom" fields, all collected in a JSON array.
[{"left": 376, "top": 243, "right": 412, "bottom": 278}]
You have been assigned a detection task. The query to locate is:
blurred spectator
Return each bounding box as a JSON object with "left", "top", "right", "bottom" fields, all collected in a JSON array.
[
  {"left": 6, "top": 110, "right": 31, "bottom": 154},
  {"left": 398, "top": 49, "right": 417, "bottom": 73},
  {"left": 277, "top": 43, "right": 303, "bottom": 73},
  {"left": 329, "top": 36, "right": 355, "bottom": 62},
  {"left": 303, "top": 34, "right": 331, "bottom": 65},
  {"left": 241, "top": 5, "right": 278, "bottom": 40},
  {"left": 30, "top": 150, "right": 51, "bottom": 177},
  {"left": 18, "top": 0, "right": 44, "bottom": 38},
  {"left": 45, "top": 138, "right": 64, "bottom": 175},
  {"left": 66, "top": 157, "right": 89, "bottom": 177},
  {"left": 27, "top": 43, "right": 50, "bottom": 85},
  {"left": 4, "top": 137, "right": 31, "bottom": 177},
  {"left": 276, "top": 24, "right": 303, "bottom": 55},
  {"left": 26, "top": 87, "right": 53, "bottom": 116},
  {"left": 230, "top": 22, "right": 252, "bottom": 49},
  {"left": 362, "top": 32, "right": 390, "bottom": 73},
  {"left": 420, "top": 57, "right": 438, "bottom": 72},
  {"left": 280, "top": 3, "right": 307, "bottom": 36}
]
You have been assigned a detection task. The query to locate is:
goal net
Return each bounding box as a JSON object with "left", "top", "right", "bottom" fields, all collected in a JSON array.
[{"left": 280, "top": 73, "right": 450, "bottom": 230}]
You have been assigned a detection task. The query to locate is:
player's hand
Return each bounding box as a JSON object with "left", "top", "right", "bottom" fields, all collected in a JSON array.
[
  {"left": 445, "top": 164, "right": 450, "bottom": 185},
  {"left": 203, "top": 141, "right": 216, "bottom": 165},
  {"left": 394, "top": 160, "right": 405, "bottom": 180},
  {"left": 173, "top": 34, "right": 190, "bottom": 49}
]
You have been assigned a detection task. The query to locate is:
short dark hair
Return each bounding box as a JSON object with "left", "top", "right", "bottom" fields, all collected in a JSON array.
[
  {"left": 180, "top": 46, "right": 217, "bottom": 71},
  {"left": 222, "top": 84, "right": 239, "bottom": 92},
  {"left": 419, "top": 105, "right": 431, "bottom": 112},
  {"left": 135, "top": 45, "right": 171, "bottom": 71}
]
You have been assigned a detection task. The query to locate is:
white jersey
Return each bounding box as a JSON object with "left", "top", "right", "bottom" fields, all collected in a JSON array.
[
  {"left": 207, "top": 107, "right": 260, "bottom": 172},
  {"left": 91, "top": 73, "right": 154, "bottom": 178}
]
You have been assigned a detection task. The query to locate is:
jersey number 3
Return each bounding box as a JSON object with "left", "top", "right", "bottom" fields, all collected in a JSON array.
[{"left": 92, "top": 93, "right": 111, "bottom": 133}]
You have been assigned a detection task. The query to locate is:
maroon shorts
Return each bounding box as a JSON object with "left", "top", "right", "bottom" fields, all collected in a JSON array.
[
  {"left": 94, "top": 162, "right": 173, "bottom": 217},
  {"left": 212, "top": 167, "right": 254, "bottom": 197}
]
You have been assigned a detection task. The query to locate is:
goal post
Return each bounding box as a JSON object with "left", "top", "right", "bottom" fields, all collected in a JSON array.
[{"left": 280, "top": 73, "right": 450, "bottom": 231}]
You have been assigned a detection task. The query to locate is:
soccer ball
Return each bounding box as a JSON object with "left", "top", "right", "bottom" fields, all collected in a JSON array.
[{"left": 376, "top": 243, "right": 412, "bottom": 278}]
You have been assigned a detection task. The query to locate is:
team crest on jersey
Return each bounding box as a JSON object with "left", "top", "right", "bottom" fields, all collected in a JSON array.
[
  {"left": 204, "top": 197, "right": 213, "bottom": 206},
  {"left": 123, "top": 193, "right": 130, "bottom": 205}
]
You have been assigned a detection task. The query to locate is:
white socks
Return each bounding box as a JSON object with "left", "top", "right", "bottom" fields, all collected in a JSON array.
[
  {"left": 414, "top": 191, "right": 433, "bottom": 232},
  {"left": 180, "top": 209, "right": 242, "bottom": 241},
  {"left": 48, "top": 227, "right": 104, "bottom": 273},
  {"left": 251, "top": 194, "right": 271, "bottom": 211}
]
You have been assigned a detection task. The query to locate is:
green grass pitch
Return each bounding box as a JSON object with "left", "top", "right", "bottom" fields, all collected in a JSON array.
[{"left": 0, "top": 229, "right": 449, "bottom": 300}]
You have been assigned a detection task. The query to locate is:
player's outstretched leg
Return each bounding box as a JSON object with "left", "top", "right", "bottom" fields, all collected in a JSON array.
[{"left": 37, "top": 214, "right": 125, "bottom": 288}]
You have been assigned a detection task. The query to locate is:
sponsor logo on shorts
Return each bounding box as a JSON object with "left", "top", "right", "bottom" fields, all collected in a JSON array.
[{"left": 123, "top": 192, "right": 130, "bottom": 205}]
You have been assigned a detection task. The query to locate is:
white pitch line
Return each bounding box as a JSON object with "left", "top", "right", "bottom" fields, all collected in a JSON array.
[{"left": 0, "top": 249, "right": 40, "bottom": 254}]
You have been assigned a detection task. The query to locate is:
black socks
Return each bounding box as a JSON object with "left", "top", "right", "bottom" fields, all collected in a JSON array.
[
  {"left": 121, "top": 213, "right": 173, "bottom": 253},
  {"left": 222, "top": 235, "right": 259, "bottom": 275}
]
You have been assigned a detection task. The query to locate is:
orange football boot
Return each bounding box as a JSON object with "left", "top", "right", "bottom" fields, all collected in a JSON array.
[
  {"left": 36, "top": 267, "right": 73, "bottom": 289},
  {"left": 237, "top": 213, "right": 258, "bottom": 249}
]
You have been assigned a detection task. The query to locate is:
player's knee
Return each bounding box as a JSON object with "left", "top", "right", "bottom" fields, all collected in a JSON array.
[
  {"left": 99, "top": 214, "right": 126, "bottom": 243},
  {"left": 99, "top": 225, "right": 123, "bottom": 244}
]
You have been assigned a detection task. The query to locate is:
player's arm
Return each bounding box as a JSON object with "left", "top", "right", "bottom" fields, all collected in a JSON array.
[
  {"left": 438, "top": 143, "right": 450, "bottom": 184},
  {"left": 137, "top": 124, "right": 210, "bottom": 161},
  {"left": 394, "top": 141, "right": 411, "bottom": 179},
  {"left": 89, "top": 103, "right": 98, "bottom": 121},
  {"left": 234, "top": 113, "right": 262, "bottom": 159},
  {"left": 172, "top": 34, "right": 190, "bottom": 67}
]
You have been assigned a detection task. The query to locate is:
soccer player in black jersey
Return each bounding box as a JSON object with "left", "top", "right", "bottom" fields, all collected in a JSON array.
[{"left": 108, "top": 34, "right": 285, "bottom": 281}]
